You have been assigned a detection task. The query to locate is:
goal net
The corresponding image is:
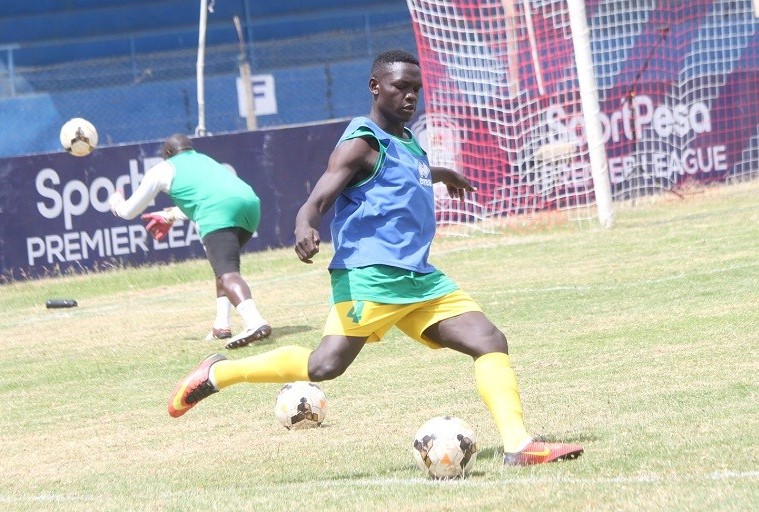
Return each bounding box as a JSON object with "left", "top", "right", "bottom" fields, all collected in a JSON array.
[{"left": 406, "top": 0, "right": 759, "bottom": 228}]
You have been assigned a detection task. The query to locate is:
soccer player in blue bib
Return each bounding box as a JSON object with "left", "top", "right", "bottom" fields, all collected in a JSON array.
[{"left": 169, "top": 49, "right": 583, "bottom": 466}]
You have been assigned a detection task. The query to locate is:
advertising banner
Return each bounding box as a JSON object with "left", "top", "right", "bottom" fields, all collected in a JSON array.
[{"left": 0, "top": 120, "right": 349, "bottom": 281}]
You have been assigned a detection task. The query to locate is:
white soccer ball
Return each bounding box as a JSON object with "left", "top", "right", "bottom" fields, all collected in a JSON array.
[
  {"left": 60, "top": 117, "right": 98, "bottom": 157},
  {"left": 274, "top": 381, "right": 327, "bottom": 430},
  {"left": 412, "top": 416, "right": 478, "bottom": 479}
]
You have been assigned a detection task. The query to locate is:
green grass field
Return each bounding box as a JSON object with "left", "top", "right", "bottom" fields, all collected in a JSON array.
[{"left": 1, "top": 182, "right": 757, "bottom": 512}]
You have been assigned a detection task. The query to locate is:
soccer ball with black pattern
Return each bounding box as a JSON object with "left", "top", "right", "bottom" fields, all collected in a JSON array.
[
  {"left": 412, "top": 416, "right": 478, "bottom": 479},
  {"left": 274, "top": 381, "right": 327, "bottom": 430},
  {"left": 60, "top": 117, "right": 98, "bottom": 157}
]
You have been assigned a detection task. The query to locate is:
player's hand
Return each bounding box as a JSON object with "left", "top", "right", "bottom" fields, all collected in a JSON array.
[
  {"left": 445, "top": 182, "right": 475, "bottom": 200},
  {"left": 294, "top": 227, "right": 320, "bottom": 264},
  {"left": 431, "top": 168, "right": 476, "bottom": 200},
  {"left": 109, "top": 189, "right": 125, "bottom": 216},
  {"left": 141, "top": 210, "right": 175, "bottom": 241},
  {"left": 443, "top": 173, "right": 475, "bottom": 200}
]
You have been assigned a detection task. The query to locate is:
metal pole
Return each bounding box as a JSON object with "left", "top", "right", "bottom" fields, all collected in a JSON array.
[
  {"left": 8, "top": 47, "right": 16, "bottom": 97},
  {"left": 1, "top": 44, "right": 20, "bottom": 97},
  {"left": 234, "top": 15, "right": 257, "bottom": 130},
  {"left": 196, "top": 0, "right": 208, "bottom": 136}
]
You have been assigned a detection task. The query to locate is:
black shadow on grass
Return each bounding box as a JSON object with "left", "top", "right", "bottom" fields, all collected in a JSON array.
[
  {"left": 230, "top": 324, "right": 316, "bottom": 348},
  {"left": 267, "top": 324, "right": 315, "bottom": 339}
]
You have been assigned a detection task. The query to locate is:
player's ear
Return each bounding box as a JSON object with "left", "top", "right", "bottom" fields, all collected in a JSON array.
[{"left": 369, "top": 77, "right": 380, "bottom": 96}]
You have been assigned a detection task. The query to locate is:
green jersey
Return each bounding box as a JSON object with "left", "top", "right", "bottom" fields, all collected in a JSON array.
[{"left": 167, "top": 150, "right": 261, "bottom": 239}]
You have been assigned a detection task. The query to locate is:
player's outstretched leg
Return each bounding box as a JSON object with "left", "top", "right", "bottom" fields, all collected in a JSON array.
[
  {"left": 168, "top": 353, "right": 227, "bottom": 418},
  {"left": 503, "top": 440, "right": 584, "bottom": 466},
  {"left": 168, "top": 345, "right": 312, "bottom": 418}
]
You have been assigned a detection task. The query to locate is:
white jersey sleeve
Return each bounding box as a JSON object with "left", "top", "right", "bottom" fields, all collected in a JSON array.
[{"left": 110, "top": 161, "right": 174, "bottom": 220}]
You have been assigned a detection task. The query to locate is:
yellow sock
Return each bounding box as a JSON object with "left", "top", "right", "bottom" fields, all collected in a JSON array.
[
  {"left": 211, "top": 345, "right": 312, "bottom": 389},
  {"left": 474, "top": 352, "right": 531, "bottom": 453}
]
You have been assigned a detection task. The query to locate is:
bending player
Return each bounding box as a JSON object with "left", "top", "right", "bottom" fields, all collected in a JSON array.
[
  {"left": 168, "top": 50, "right": 583, "bottom": 465},
  {"left": 109, "top": 134, "right": 271, "bottom": 349}
]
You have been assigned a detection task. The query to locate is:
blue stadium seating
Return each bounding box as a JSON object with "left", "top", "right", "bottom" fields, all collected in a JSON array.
[
  {"left": 0, "top": 1, "right": 417, "bottom": 158},
  {"left": 0, "top": 1, "right": 409, "bottom": 66}
]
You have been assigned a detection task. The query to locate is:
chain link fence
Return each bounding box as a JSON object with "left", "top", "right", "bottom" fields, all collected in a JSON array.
[
  {"left": 0, "top": 22, "right": 417, "bottom": 157},
  {"left": 12, "top": 23, "right": 415, "bottom": 93}
]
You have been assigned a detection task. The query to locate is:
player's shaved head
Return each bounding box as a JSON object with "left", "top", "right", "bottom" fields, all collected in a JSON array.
[
  {"left": 161, "top": 133, "right": 194, "bottom": 160},
  {"left": 371, "top": 49, "right": 419, "bottom": 76}
]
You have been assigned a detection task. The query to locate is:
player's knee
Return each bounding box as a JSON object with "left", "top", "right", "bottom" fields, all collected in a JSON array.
[
  {"left": 307, "top": 358, "right": 348, "bottom": 381},
  {"left": 477, "top": 325, "right": 508, "bottom": 355},
  {"left": 492, "top": 328, "right": 509, "bottom": 353},
  {"left": 218, "top": 271, "right": 242, "bottom": 285}
]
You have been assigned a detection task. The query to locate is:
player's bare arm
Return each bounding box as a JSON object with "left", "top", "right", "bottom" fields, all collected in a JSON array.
[
  {"left": 430, "top": 166, "right": 476, "bottom": 200},
  {"left": 294, "top": 136, "right": 378, "bottom": 263}
]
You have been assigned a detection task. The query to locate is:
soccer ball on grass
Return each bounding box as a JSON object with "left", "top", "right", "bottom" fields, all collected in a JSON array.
[
  {"left": 274, "top": 381, "right": 327, "bottom": 430},
  {"left": 60, "top": 117, "right": 98, "bottom": 157},
  {"left": 412, "top": 415, "right": 478, "bottom": 479}
]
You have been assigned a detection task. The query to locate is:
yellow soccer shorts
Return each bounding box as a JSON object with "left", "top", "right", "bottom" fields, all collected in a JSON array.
[{"left": 323, "top": 289, "right": 482, "bottom": 349}]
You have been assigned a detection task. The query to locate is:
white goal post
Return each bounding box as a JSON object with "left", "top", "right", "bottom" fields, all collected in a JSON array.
[{"left": 566, "top": 0, "right": 615, "bottom": 228}]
